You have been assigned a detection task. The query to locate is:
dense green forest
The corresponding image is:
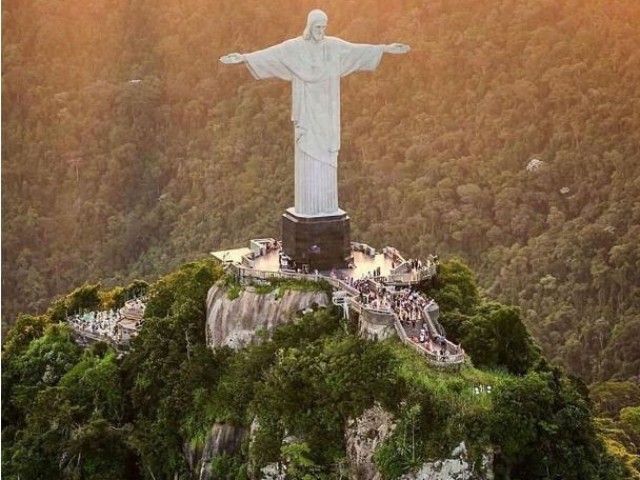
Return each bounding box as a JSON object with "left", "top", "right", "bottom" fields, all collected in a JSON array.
[
  {"left": 3, "top": 0, "right": 640, "bottom": 388},
  {"left": 3, "top": 258, "right": 638, "bottom": 479}
]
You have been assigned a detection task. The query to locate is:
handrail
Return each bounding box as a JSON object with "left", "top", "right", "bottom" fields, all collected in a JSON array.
[
  {"left": 234, "top": 259, "right": 433, "bottom": 288},
  {"left": 384, "top": 264, "right": 437, "bottom": 284},
  {"left": 324, "top": 277, "right": 360, "bottom": 296},
  {"left": 232, "top": 256, "right": 464, "bottom": 366},
  {"left": 345, "top": 297, "right": 363, "bottom": 314},
  {"left": 69, "top": 326, "right": 131, "bottom": 349},
  {"left": 228, "top": 250, "right": 461, "bottom": 366},
  {"left": 351, "top": 241, "right": 376, "bottom": 257},
  {"left": 234, "top": 264, "right": 364, "bottom": 297},
  {"left": 394, "top": 317, "right": 463, "bottom": 365},
  {"left": 362, "top": 306, "right": 394, "bottom": 315},
  {"left": 423, "top": 302, "right": 445, "bottom": 337}
]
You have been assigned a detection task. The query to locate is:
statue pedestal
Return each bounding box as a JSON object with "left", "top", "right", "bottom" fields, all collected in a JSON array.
[{"left": 281, "top": 208, "right": 351, "bottom": 271}]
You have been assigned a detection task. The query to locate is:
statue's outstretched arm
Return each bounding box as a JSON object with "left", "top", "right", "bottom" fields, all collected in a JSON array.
[
  {"left": 219, "top": 53, "right": 246, "bottom": 64},
  {"left": 382, "top": 43, "right": 411, "bottom": 54}
]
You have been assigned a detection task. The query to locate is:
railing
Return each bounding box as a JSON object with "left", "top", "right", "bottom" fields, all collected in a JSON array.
[
  {"left": 423, "top": 303, "right": 445, "bottom": 338},
  {"left": 351, "top": 241, "right": 376, "bottom": 257},
  {"left": 233, "top": 264, "right": 362, "bottom": 297},
  {"left": 442, "top": 341, "right": 465, "bottom": 364},
  {"left": 380, "top": 263, "right": 437, "bottom": 285},
  {"left": 121, "top": 308, "right": 143, "bottom": 322},
  {"left": 383, "top": 246, "right": 407, "bottom": 266},
  {"left": 250, "top": 238, "right": 276, "bottom": 256},
  {"left": 394, "top": 318, "right": 428, "bottom": 355},
  {"left": 324, "top": 277, "right": 360, "bottom": 297},
  {"left": 345, "top": 296, "right": 363, "bottom": 314},
  {"left": 228, "top": 249, "right": 463, "bottom": 367},
  {"left": 234, "top": 264, "right": 313, "bottom": 282},
  {"left": 394, "top": 318, "right": 464, "bottom": 366},
  {"left": 362, "top": 305, "right": 394, "bottom": 315},
  {"left": 70, "top": 327, "right": 131, "bottom": 350},
  {"left": 232, "top": 240, "right": 436, "bottom": 288}
]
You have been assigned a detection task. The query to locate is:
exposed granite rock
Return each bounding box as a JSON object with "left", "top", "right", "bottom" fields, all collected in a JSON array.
[
  {"left": 344, "top": 405, "right": 493, "bottom": 480},
  {"left": 205, "top": 284, "right": 329, "bottom": 350},
  {"left": 399, "top": 458, "right": 494, "bottom": 480},
  {"left": 345, "top": 403, "right": 396, "bottom": 480},
  {"left": 399, "top": 442, "right": 494, "bottom": 480},
  {"left": 184, "top": 423, "right": 247, "bottom": 480}
]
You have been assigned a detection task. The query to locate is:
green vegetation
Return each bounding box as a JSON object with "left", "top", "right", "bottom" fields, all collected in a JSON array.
[
  {"left": 47, "top": 280, "right": 150, "bottom": 323},
  {"left": 251, "top": 276, "right": 333, "bottom": 298},
  {"left": 3, "top": 258, "right": 636, "bottom": 479},
  {"left": 3, "top": 0, "right": 639, "bottom": 391},
  {"left": 590, "top": 381, "right": 640, "bottom": 478},
  {"left": 220, "top": 274, "right": 331, "bottom": 299}
]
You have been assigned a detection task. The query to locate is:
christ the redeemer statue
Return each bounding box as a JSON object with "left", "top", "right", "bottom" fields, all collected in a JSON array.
[{"left": 220, "top": 9, "right": 410, "bottom": 218}]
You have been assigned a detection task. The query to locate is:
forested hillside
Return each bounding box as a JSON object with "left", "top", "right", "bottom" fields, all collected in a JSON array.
[
  {"left": 3, "top": 0, "right": 640, "bottom": 384},
  {"left": 3, "top": 259, "right": 636, "bottom": 479}
]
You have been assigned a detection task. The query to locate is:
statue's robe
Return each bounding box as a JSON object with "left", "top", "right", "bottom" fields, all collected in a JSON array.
[{"left": 245, "top": 37, "right": 383, "bottom": 217}]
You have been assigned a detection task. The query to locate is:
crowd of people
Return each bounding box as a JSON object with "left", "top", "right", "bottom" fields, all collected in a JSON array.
[
  {"left": 244, "top": 240, "right": 456, "bottom": 362},
  {"left": 352, "top": 278, "right": 392, "bottom": 311},
  {"left": 68, "top": 309, "right": 126, "bottom": 343},
  {"left": 348, "top": 274, "right": 461, "bottom": 363},
  {"left": 67, "top": 298, "right": 146, "bottom": 345},
  {"left": 122, "top": 297, "right": 146, "bottom": 320}
]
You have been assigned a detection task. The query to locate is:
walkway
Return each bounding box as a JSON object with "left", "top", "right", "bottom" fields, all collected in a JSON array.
[
  {"left": 65, "top": 240, "right": 463, "bottom": 368},
  {"left": 66, "top": 298, "right": 146, "bottom": 348},
  {"left": 345, "top": 277, "right": 464, "bottom": 366},
  {"left": 228, "top": 241, "right": 464, "bottom": 367}
]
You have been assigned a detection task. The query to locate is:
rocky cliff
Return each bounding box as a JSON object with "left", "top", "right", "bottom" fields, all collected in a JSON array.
[
  {"left": 346, "top": 404, "right": 396, "bottom": 480},
  {"left": 184, "top": 424, "right": 247, "bottom": 480},
  {"left": 205, "top": 284, "right": 329, "bottom": 349},
  {"left": 345, "top": 405, "right": 493, "bottom": 480}
]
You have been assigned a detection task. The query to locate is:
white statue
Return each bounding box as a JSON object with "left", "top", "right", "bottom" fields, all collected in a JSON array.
[{"left": 220, "top": 9, "right": 410, "bottom": 217}]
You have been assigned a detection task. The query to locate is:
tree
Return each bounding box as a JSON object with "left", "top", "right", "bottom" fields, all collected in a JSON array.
[
  {"left": 429, "top": 258, "right": 480, "bottom": 315},
  {"left": 490, "top": 371, "right": 624, "bottom": 480},
  {"left": 590, "top": 381, "right": 640, "bottom": 418},
  {"left": 461, "top": 302, "right": 540, "bottom": 375}
]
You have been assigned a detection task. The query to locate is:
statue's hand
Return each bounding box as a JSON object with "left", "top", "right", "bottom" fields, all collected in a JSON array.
[
  {"left": 384, "top": 43, "right": 411, "bottom": 54},
  {"left": 219, "top": 53, "right": 245, "bottom": 64}
]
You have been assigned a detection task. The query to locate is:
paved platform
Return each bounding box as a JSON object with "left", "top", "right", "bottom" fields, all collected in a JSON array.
[{"left": 253, "top": 248, "right": 395, "bottom": 280}]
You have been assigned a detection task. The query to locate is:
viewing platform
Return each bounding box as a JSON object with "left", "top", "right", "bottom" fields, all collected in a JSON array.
[
  {"left": 66, "top": 239, "right": 461, "bottom": 368},
  {"left": 212, "top": 239, "right": 463, "bottom": 368},
  {"left": 66, "top": 298, "right": 146, "bottom": 349},
  {"left": 212, "top": 239, "right": 437, "bottom": 286}
]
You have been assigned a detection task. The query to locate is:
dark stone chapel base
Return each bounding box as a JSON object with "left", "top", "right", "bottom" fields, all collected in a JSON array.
[{"left": 281, "top": 209, "right": 351, "bottom": 271}]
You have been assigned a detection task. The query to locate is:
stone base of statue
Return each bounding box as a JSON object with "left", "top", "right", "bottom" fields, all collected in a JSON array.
[{"left": 282, "top": 208, "right": 351, "bottom": 271}]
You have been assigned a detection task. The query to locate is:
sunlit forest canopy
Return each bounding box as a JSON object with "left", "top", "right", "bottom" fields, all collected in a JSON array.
[{"left": 2, "top": 0, "right": 640, "bottom": 384}]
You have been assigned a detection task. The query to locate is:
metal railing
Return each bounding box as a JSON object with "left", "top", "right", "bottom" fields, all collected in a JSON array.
[
  {"left": 394, "top": 318, "right": 465, "bottom": 367},
  {"left": 233, "top": 263, "right": 362, "bottom": 296},
  {"left": 70, "top": 327, "right": 131, "bottom": 350},
  {"left": 227, "top": 251, "right": 463, "bottom": 367},
  {"left": 384, "top": 263, "right": 437, "bottom": 284}
]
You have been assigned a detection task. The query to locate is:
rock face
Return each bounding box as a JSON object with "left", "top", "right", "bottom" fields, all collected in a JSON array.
[
  {"left": 399, "top": 451, "right": 494, "bottom": 480},
  {"left": 344, "top": 405, "right": 493, "bottom": 480},
  {"left": 345, "top": 404, "right": 396, "bottom": 480},
  {"left": 205, "top": 283, "right": 329, "bottom": 349},
  {"left": 358, "top": 309, "right": 397, "bottom": 341},
  {"left": 184, "top": 423, "right": 247, "bottom": 480}
]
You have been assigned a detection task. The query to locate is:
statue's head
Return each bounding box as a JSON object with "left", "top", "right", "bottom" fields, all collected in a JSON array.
[{"left": 303, "top": 9, "right": 328, "bottom": 42}]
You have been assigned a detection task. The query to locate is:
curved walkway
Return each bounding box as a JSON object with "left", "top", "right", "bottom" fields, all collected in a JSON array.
[
  {"left": 230, "top": 257, "right": 465, "bottom": 367},
  {"left": 65, "top": 243, "right": 464, "bottom": 368}
]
